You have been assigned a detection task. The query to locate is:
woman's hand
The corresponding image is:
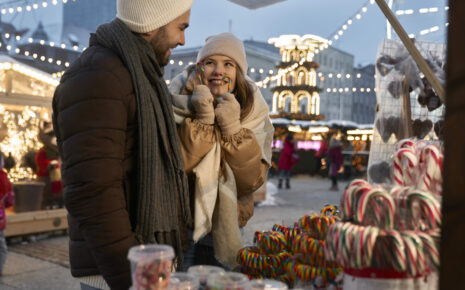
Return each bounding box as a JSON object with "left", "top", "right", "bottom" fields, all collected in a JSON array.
[
  {"left": 215, "top": 93, "right": 241, "bottom": 136},
  {"left": 191, "top": 85, "right": 215, "bottom": 125}
]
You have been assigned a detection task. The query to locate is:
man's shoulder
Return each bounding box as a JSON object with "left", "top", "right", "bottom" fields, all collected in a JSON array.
[
  {"left": 60, "top": 45, "right": 132, "bottom": 90},
  {"left": 54, "top": 45, "right": 134, "bottom": 106}
]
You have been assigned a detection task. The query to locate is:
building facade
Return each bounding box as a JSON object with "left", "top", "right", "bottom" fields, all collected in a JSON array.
[
  {"left": 313, "top": 46, "right": 355, "bottom": 121},
  {"left": 351, "top": 64, "right": 376, "bottom": 124}
]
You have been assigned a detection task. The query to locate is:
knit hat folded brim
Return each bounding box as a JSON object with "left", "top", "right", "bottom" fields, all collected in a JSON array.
[
  {"left": 117, "top": 0, "right": 193, "bottom": 33},
  {"left": 196, "top": 32, "right": 248, "bottom": 75}
]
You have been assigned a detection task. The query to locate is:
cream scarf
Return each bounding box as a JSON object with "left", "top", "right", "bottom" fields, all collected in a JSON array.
[{"left": 169, "top": 68, "right": 274, "bottom": 266}]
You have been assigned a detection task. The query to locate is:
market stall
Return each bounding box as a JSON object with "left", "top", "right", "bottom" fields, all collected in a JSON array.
[{"left": 0, "top": 55, "right": 66, "bottom": 237}]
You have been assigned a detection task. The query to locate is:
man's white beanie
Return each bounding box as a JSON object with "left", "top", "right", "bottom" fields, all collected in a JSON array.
[
  {"left": 197, "top": 32, "right": 248, "bottom": 75},
  {"left": 117, "top": 0, "right": 193, "bottom": 33}
]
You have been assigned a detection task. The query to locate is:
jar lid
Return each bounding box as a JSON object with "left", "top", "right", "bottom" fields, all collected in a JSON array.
[
  {"left": 249, "top": 279, "right": 288, "bottom": 290},
  {"left": 187, "top": 265, "right": 226, "bottom": 284},
  {"left": 206, "top": 272, "right": 250, "bottom": 289},
  {"left": 168, "top": 272, "right": 199, "bottom": 290},
  {"left": 127, "top": 244, "right": 174, "bottom": 262}
]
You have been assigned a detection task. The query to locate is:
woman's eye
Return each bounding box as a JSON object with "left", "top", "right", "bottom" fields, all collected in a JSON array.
[
  {"left": 225, "top": 62, "right": 235, "bottom": 67},
  {"left": 205, "top": 61, "right": 214, "bottom": 65}
]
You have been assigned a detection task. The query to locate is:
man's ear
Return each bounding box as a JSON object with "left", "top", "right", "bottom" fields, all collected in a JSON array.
[{"left": 139, "top": 29, "right": 158, "bottom": 41}]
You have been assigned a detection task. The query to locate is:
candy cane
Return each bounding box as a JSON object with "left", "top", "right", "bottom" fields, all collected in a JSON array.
[
  {"left": 396, "top": 139, "right": 417, "bottom": 151},
  {"left": 407, "top": 190, "right": 441, "bottom": 230},
  {"left": 393, "top": 148, "right": 418, "bottom": 186},
  {"left": 418, "top": 144, "right": 443, "bottom": 196},
  {"left": 418, "top": 231, "right": 440, "bottom": 270},
  {"left": 342, "top": 180, "right": 371, "bottom": 220},
  {"left": 355, "top": 188, "right": 395, "bottom": 229},
  {"left": 382, "top": 230, "right": 407, "bottom": 272}
]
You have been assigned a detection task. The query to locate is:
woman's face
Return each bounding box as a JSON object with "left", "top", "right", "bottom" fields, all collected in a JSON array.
[{"left": 202, "top": 55, "right": 237, "bottom": 97}]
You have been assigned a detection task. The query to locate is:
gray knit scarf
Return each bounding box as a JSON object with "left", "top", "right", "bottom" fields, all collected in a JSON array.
[{"left": 94, "top": 19, "right": 192, "bottom": 266}]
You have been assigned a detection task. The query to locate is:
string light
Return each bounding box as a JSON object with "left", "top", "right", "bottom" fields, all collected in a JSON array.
[
  {"left": 0, "top": 0, "right": 77, "bottom": 16},
  {"left": 396, "top": 6, "right": 446, "bottom": 16},
  {"left": 325, "top": 0, "right": 375, "bottom": 47}
]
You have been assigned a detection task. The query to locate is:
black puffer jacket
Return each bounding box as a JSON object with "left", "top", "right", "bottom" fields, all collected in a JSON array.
[{"left": 52, "top": 35, "right": 139, "bottom": 289}]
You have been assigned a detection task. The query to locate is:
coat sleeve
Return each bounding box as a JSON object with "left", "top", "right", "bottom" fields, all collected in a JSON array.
[
  {"left": 53, "top": 69, "right": 138, "bottom": 290},
  {"left": 220, "top": 128, "right": 267, "bottom": 198},
  {"left": 178, "top": 118, "right": 216, "bottom": 173}
]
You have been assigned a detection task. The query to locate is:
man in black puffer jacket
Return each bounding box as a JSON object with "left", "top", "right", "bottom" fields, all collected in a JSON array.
[{"left": 52, "top": 1, "right": 194, "bottom": 289}]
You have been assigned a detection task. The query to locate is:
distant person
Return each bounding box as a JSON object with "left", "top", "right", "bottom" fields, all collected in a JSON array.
[
  {"left": 52, "top": 0, "right": 194, "bottom": 289},
  {"left": 35, "top": 123, "right": 62, "bottom": 209},
  {"left": 277, "top": 133, "right": 300, "bottom": 189},
  {"left": 0, "top": 151, "right": 14, "bottom": 276},
  {"left": 328, "top": 137, "right": 343, "bottom": 191},
  {"left": 169, "top": 32, "right": 274, "bottom": 268},
  {"left": 315, "top": 134, "right": 329, "bottom": 175}
]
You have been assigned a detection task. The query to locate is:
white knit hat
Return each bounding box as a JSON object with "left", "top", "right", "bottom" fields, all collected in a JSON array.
[
  {"left": 117, "top": 0, "right": 193, "bottom": 33},
  {"left": 196, "top": 32, "right": 248, "bottom": 75}
]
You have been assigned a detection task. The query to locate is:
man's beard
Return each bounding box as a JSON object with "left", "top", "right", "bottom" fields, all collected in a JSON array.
[{"left": 150, "top": 27, "right": 170, "bottom": 67}]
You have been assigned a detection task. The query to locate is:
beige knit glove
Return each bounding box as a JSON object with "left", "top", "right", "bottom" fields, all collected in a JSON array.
[
  {"left": 215, "top": 93, "right": 241, "bottom": 136},
  {"left": 192, "top": 85, "right": 215, "bottom": 125}
]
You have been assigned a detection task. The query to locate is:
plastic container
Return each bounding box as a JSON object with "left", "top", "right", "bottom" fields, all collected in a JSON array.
[
  {"left": 127, "top": 244, "right": 175, "bottom": 290},
  {"left": 206, "top": 272, "right": 250, "bottom": 290},
  {"left": 167, "top": 272, "right": 199, "bottom": 290},
  {"left": 249, "top": 279, "right": 288, "bottom": 290},
  {"left": 188, "top": 265, "right": 226, "bottom": 286}
]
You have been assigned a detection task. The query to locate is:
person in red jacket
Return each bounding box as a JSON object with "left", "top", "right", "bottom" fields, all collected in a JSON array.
[
  {"left": 277, "top": 133, "right": 300, "bottom": 189},
  {"left": 35, "top": 125, "right": 62, "bottom": 209},
  {"left": 0, "top": 151, "right": 14, "bottom": 276}
]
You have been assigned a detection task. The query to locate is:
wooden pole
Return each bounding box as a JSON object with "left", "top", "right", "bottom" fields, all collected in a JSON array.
[
  {"left": 401, "top": 77, "right": 412, "bottom": 138},
  {"left": 374, "top": 0, "right": 445, "bottom": 103},
  {"left": 440, "top": 1, "right": 465, "bottom": 288}
]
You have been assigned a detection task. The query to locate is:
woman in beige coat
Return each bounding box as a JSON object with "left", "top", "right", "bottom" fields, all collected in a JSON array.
[{"left": 169, "top": 32, "right": 274, "bottom": 269}]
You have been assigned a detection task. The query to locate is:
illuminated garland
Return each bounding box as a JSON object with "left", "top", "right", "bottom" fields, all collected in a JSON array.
[
  {"left": 0, "top": 0, "right": 77, "bottom": 15},
  {"left": 0, "top": 106, "right": 46, "bottom": 182}
]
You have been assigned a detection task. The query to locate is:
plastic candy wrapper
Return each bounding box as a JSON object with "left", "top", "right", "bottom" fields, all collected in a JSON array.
[{"left": 128, "top": 244, "right": 174, "bottom": 290}]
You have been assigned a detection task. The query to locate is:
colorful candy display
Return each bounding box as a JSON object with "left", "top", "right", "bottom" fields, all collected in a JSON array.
[
  {"left": 326, "top": 176, "right": 441, "bottom": 278},
  {"left": 236, "top": 206, "right": 342, "bottom": 289}
]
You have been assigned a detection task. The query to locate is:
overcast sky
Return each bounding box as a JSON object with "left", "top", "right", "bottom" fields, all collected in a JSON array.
[{"left": 186, "top": 0, "right": 448, "bottom": 65}]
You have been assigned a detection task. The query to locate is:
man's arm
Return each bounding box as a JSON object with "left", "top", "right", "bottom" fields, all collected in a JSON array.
[{"left": 53, "top": 69, "right": 138, "bottom": 289}]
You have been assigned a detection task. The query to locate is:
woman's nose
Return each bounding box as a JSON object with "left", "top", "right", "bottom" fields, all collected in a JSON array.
[{"left": 213, "top": 65, "right": 224, "bottom": 75}]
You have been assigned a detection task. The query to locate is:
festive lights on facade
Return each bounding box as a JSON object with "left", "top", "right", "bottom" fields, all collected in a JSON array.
[{"left": 0, "top": 106, "right": 46, "bottom": 182}]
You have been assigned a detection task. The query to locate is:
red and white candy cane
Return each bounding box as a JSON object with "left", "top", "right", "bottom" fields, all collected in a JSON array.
[
  {"left": 355, "top": 188, "right": 395, "bottom": 229},
  {"left": 393, "top": 148, "right": 418, "bottom": 186},
  {"left": 417, "top": 231, "right": 439, "bottom": 270},
  {"left": 395, "top": 139, "right": 416, "bottom": 151},
  {"left": 379, "top": 230, "right": 407, "bottom": 272},
  {"left": 418, "top": 144, "right": 443, "bottom": 197},
  {"left": 407, "top": 190, "right": 441, "bottom": 230},
  {"left": 342, "top": 179, "right": 370, "bottom": 220}
]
